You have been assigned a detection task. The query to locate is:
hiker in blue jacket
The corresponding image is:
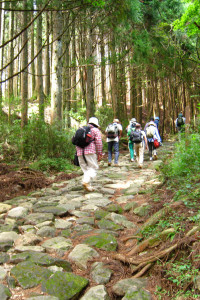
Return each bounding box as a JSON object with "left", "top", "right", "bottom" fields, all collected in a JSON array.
[{"left": 154, "top": 116, "right": 162, "bottom": 145}]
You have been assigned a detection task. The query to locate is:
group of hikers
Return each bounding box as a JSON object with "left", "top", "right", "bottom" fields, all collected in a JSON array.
[{"left": 73, "top": 113, "right": 185, "bottom": 192}]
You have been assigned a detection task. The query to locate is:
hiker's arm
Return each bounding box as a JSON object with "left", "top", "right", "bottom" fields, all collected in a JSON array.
[
  {"left": 95, "top": 130, "right": 103, "bottom": 160},
  {"left": 143, "top": 133, "right": 148, "bottom": 149},
  {"left": 119, "top": 130, "right": 122, "bottom": 139}
]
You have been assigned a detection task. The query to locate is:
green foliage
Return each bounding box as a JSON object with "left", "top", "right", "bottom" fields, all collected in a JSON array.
[
  {"left": 174, "top": 0, "right": 200, "bottom": 36},
  {"left": 165, "top": 259, "right": 199, "bottom": 297},
  {"left": 162, "top": 132, "right": 200, "bottom": 180},
  {"left": 30, "top": 157, "right": 73, "bottom": 172},
  {"left": 69, "top": 107, "right": 86, "bottom": 123},
  {"left": 0, "top": 115, "right": 76, "bottom": 171},
  {"left": 21, "top": 116, "right": 75, "bottom": 161},
  {"left": 95, "top": 106, "right": 114, "bottom": 131}
]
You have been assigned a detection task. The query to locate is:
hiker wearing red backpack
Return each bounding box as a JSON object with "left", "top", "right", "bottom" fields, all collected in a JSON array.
[
  {"left": 75, "top": 117, "right": 103, "bottom": 192},
  {"left": 145, "top": 117, "right": 161, "bottom": 160}
]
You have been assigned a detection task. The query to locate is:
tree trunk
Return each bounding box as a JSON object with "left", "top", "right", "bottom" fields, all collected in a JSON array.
[
  {"left": 31, "top": 9, "right": 36, "bottom": 98},
  {"left": 51, "top": 10, "right": 63, "bottom": 125},
  {"left": 71, "top": 17, "right": 77, "bottom": 111},
  {"left": 44, "top": 11, "right": 50, "bottom": 97},
  {"left": 0, "top": 0, "right": 5, "bottom": 113},
  {"left": 21, "top": 0, "right": 28, "bottom": 128},
  {"left": 36, "top": 1, "right": 44, "bottom": 120},
  {"left": 62, "top": 13, "right": 71, "bottom": 128},
  {"left": 100, "top": 29, "right": 106, "bottom": 106},
  {"left": 8, "top": 2, "right": 14, "bottom": 122},
  {"left": 86, "top": 24, "right": 95, "bottom": 121},
  {"left": 78, "top": 15, "right": 87, "bottom": 109},
  {"left": 110, "top": 30, "right": 117, "bottom": 118},
  {"left": 130, "top": 65, "right": 137, "bottom": 119}
]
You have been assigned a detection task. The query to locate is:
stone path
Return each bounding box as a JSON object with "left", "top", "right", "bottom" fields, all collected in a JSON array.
[{"left": 0, "top": 143, "right": 174, "bottom": 300}]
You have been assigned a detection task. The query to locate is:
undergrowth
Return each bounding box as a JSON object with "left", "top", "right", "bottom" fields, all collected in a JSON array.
[
  {"left": 0, "top": 115, "right": 76, "bottom": 172},
  {"left": 155, "top": 127, "right": 200, "bottom": 299}
]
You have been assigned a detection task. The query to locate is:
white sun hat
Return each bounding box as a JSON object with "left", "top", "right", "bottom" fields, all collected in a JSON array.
[{"left": 88, "top": 117, "right": 100, "bottom": 127}]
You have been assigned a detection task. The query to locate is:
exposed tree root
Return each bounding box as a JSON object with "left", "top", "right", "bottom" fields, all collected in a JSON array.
[{"left": 112, "top": 226, "right": 200, "bottom": 278}]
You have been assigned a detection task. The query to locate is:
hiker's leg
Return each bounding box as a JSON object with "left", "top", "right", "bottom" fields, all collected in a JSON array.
[
  {"left": 113, "top": 141, "right": 119, "bottom": 164},
  {"left": 78, "top": 155, "right": 89, "bottom": 183},
  {"left": 108, "top": 142, "right": 113, "bottom": 163},
  {"left": 148, "top": 141, "right": 153, "bottom": 158},
  {"left": 138, "top": 143, "right": 144, "bottom": 166},
  {"left": 134, "top": 144, "right": 139, "bottom": 163},
  {"left": 129, "top": 142, "right": 134, "bottom": 160},
  {"left": 81, "top": 154, "right": 98, "bottom": 184},
  {"left": 153, "top": 143, "right": 157, "bottom": 158}
]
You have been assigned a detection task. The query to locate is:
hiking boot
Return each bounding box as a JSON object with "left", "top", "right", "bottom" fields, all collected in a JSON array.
[
  {"left": 131, "top": 159, "right": 134, "bottom": 162},
  {"left": 138, "top": 165, "right": 143, "bottom": 169},
  {"left": 108, "top": 162, "right": 111, "bottom": 166},
  {"left": 114, "top": 163, "right": 119, "bottom": 167},
  {"left": 154, "top": 154, "right": 158, "bottom": 160},
  {"left": 150, "top": 157, "right": 153, "bottom": 161},
  {"left": 82, "top": 183, "right": 94, "bottom": 192}
]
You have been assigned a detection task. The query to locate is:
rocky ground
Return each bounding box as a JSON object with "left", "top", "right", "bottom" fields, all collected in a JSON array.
[{"left": 0, "top": 141, "right": 192, "bottom": 300}]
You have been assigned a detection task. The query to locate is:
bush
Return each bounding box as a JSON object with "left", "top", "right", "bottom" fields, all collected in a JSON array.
[
  {"left": 21, "top": 116, "right": 75, "bottom": 161},
  {"left": 30, "top": 157, "right": 73, "bottom": 172},
  {"left": 0, "top": 115, "right": 76, "bottom": 169},
  {"left": 162, "top": 131, "right": 200, "bottom": 183}
]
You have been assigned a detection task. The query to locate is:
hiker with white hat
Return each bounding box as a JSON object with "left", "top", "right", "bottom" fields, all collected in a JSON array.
[{"left": 75, "top": 117, "right": 103, "bottom": 192}]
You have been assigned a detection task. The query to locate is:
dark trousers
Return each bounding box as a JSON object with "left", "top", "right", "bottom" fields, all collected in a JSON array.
[{"left": 148, "top": 141, "right": 155, "bottom": 158}]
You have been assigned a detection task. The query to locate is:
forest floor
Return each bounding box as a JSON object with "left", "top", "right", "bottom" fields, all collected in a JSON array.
[{"left": 0, "top": 141, "right": 199, "bottom": 299}]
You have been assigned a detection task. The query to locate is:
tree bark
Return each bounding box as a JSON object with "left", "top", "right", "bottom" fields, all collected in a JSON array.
[
  {"left": 21, "top": 0, "right": 28, "bottom": 128},
  {"left": 71, "top": 17, "right": 77, "bottom": 111},
  {"left": 62, "top": 13, "right": 71, "bottom": 128},
  {"left": 36, "top": 1, "right": 44, "bottom": 120},
  {"left": 100, "top": 29, "right": 106, "bottom": 106},
  {"left": 31, "top": 9, "right": 36, "bottom": 98},
  {"left": 44, "top": 11, "right": 50, "bottom": 97},
  {"left": 86, "top": 23, "right": 95, "bottom": 121},
  {"left": 0, "top": 0, "right": 5, "bottom": 113},
  {"left": 51, "top": 10, "right": 63, "bottom": 125}
]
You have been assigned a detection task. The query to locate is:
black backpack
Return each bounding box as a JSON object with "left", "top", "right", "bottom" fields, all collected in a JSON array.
[
  {"left": 106, "top": 123, "right": 119, "bottom": 139},
  {"left": 130, "top": 129, "right": 143, "bottom": 143},
  {"left": 177, "top": 115, "right": 184, "bottom": 126},
  {"left": 72, "top": 126, "right": 94, "bottom": 148}
]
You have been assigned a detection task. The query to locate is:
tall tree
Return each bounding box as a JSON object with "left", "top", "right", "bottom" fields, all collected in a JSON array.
[
  {"left": 36, "top": 0, "right": 44, "bottom": 119},
  {"left": 21, "top": 0, "right": 28, "bottom": 128},
  {"left": 51, "top": 10, "right": 63, "bottom": 125}
]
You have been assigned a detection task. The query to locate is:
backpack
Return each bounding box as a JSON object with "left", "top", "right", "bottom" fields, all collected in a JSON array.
[
  {"left": 177, "top": 115, "right": 184, "bottom": 126},
  {"left": 72, "top": 126, "right": 93, "bottom": 148},
  {"left": 106, "top": 123, "right": 119, "bottom": 139},
  {"left": 129, "top": 129, "right": 143, "bottom": 143},
  {"left": 146, "top": 125, "right": 155, "bottom": 138}
]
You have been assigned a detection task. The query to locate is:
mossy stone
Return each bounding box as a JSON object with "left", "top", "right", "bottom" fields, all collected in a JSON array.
[
  {"left": 106, "top": 204, "right": 123, "bottom": 214},
  {"left": 83, "top": 233, "right": 118, "bottom": 251},
  {"left": 97, "top": 219, "right": 123, "bottom": 231},
  {"left": 94, "top": 210, "right": 109, "bottom": 220},
  {"left": 41, "top": 271, "right": 88, "bottom": 300},
  {"left": 10, "top": 261, "right": 52, "bottom": 289}
]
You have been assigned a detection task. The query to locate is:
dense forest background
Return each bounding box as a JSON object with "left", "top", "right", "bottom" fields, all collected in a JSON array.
[{"left": 0, "top": 0, "right": 199, "bottom": 167}]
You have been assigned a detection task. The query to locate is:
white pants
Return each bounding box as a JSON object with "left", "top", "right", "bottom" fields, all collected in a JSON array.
[
  {"left": 134, "top": 142, "right": 144, "bottom": 166},
  {"left": 78, "top": 153, "right": 99, "bottom": 184}
]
